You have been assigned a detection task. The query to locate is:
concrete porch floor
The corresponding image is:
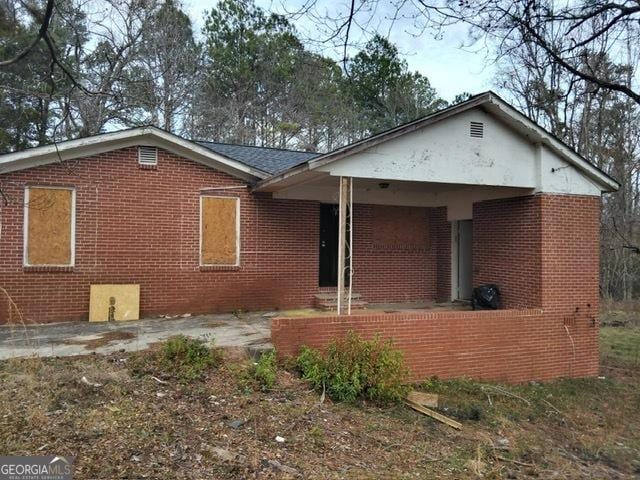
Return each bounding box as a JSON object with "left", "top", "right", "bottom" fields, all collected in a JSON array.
[{"left": 0, "top": 312, "right": 272, "bottom": 360}]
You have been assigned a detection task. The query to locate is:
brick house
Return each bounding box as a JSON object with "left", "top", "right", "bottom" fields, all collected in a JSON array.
[{"left": 0, "top": 92, "right": 618, "bottom": 382}]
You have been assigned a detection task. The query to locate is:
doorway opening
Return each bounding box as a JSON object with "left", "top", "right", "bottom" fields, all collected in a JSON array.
[
  {"left": 452, "top": 220, "right": 473, "bottom": 300},
  {"left": 318, "top": 204, "right": 350, "bottom": 287}
]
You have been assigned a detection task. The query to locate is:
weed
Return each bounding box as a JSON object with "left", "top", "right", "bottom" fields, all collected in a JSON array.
[
  {"left": 308, "top": 425, "right": 325, "bottom": 445},
  {"left": 129, "top": 335, "right": 221, "bottom": 382},
  {"left": 228, "top": 362, "right": 254, "bottom": 394},
  {"left": 296, "top": 331, "right": 408, "bottom": 404},
  {"left": 160, "top": 335, "right": 220, "bottom": 381},
  {"left": 252, "top": 350, "right": 277, "bottom": 390}
]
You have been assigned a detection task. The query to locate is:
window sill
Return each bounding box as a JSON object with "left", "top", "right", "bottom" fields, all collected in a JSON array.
[
  {"left": 23, "top": 266, "right": 74, "bottom": 273},
  {"left": 138, "top": 164, "right": 158, "bottom": 170},
  {"left": 199, "top": 265, "right": 241, "bottom": 272}
]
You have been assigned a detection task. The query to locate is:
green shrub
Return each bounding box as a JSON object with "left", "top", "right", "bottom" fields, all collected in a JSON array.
[
  {"left": 158, "top": 335, "right": 220, "bottom": 381},
  {"left": 253, "top": 350, "right": 277, "bottom": 390},
  {"left": 295, "top": 331, "right": 408, "bottom": 403}
]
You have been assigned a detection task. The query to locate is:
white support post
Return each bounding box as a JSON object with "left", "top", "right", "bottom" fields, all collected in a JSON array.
[{"left": 347, "top": 177, "right": 354, "bottom": 315}]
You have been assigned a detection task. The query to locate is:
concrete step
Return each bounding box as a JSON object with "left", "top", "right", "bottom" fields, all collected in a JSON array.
[
  {"left": 314, "top": 292, "right": 362, "bottom": 301},
  {"left": 314, "top": 291, "right": 368, "bottom": 311},
  {"left": 316, "top": 299, "right": 368, "bottom": 312}
]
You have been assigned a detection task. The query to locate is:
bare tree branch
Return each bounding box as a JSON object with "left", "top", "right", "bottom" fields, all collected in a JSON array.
[{"left": 0, "top": 0, "right": 54, "bottom": 67}]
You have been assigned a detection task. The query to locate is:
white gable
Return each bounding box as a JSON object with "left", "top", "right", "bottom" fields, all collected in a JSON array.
[{"left": 316, "top": 108, "right": 603, "bottom": 196}]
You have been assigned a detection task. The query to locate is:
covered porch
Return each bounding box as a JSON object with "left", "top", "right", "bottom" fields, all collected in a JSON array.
[
  {"left": 257, "top": 92, "right": 607, "bottom": 382},
  {"left": 260, "top": 172, "right": 535, "bottom": 314}
]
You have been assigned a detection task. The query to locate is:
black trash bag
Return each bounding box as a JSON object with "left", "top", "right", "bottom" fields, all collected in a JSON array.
[{"left": 472, "top": 284, "right": 501, "bottom": 310}]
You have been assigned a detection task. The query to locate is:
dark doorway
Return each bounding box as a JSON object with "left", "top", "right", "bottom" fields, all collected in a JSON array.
[
  {"left": 319, "top": 204, "right": 339, "bottom": 287},
  {"left": 318, "top": 204, "right": 351, "bottom": 287}
]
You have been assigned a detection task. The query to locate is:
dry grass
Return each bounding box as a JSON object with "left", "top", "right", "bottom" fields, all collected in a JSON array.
[{"left": 0, "top": 325, "right": 638, "bottom": 479}]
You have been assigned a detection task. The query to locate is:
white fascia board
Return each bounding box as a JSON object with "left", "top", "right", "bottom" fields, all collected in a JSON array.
[{"left": 0, "top": 127, "right": 268, "bottom": 182}]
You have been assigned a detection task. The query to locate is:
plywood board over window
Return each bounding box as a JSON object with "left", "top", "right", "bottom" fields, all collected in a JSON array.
[
  {"left": 200, "top": 196, "right": 240, "bottom": 266},
  {"left": 372, "top": 205, "right": 429, "bottom": 249},
  {"left": 24, "top": 187, "right": 75, "bottom": 266}
]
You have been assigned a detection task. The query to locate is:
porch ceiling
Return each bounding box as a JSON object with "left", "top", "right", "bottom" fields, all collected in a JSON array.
[{"left": 267, "top": 175, "right": 533, "bottom": 220}]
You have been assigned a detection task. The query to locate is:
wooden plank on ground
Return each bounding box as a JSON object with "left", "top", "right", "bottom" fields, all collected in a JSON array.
[
  {"left": 404, "top": 399, "right": 462, "bottom": 430},
  {"left": 407, "top": 391, "right": 439, "bottom": 408}
]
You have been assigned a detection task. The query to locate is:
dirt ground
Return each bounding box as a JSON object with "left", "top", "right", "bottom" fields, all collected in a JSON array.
[{"left": 0, "top": 326, "right": 639, "bottom": 479}]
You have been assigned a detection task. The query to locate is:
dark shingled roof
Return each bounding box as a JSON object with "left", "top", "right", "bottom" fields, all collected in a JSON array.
[{"left": 196, "top": 141, "right": 320, "bottom": 175}]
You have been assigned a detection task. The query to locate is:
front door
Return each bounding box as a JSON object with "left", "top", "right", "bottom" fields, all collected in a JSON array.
[{"left": 319, "top": 204, "right": 339, "bottom": 287}]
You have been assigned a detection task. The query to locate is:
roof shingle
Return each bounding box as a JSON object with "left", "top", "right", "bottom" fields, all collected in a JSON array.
[{"left": 196, "top": 141, "right": 319, "bottom": 175}]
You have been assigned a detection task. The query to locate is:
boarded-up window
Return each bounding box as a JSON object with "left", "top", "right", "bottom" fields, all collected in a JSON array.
[
  {"left": 25, "top": 187, "right": 75, "bottom": 266},
  {"left": 371, "top": 205, "right": 429, "bottom": 249},
  {"left": 200, "top": 196, "right": 239, "bottom": 265}
]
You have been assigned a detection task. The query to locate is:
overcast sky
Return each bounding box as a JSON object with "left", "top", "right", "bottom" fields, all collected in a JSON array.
[{"left": 184, "top": 0, "right": 497, "bottom": 102}]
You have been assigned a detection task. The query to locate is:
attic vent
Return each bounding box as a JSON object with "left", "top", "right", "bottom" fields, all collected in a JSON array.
[
  {"left": 470, "top": 121, "right": 484, "bottom": 138},
  {"left": 138, "top": 146, "right": 158, "bottom": 166}
]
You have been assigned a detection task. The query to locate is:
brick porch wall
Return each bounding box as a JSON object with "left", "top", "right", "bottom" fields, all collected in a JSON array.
[
  {"left": 272, "top": 194, "right": 602, "bottom": 382},
  {"left": 0, "top": 147, "right": 445, "bottom": 323},
  {"left": 271, "top": 308, "right": 598, "bottom": 383}
]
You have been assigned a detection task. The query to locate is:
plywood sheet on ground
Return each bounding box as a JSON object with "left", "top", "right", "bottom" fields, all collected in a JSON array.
[{"left": 89, "top": 284, "right": 140, "bottom": 322}]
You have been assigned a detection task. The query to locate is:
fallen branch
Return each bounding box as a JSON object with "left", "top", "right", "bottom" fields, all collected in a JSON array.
[
  {"left": 541, "top": 398, "right": 563, "bottom": 416},
  {"left": 80, "top": 376, "right": 103, "bottom": 388},
  {"left": 481, "top": 385, "right": 531, "bottom": 406},
  {"left": 496, "top": 456, "right": 536, "bottom": 468}
]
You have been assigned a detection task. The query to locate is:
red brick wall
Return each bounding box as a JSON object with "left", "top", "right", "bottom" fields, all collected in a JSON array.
[
  {"left": 272, "top": 194, "right": 602, "bottom": 382},
  {"left": 0, "top": 147, "right": 446, "bottom": 323},
  {"left": 473, "top": 195, "right": 543, "bottom": 308},
  {"left": 431, "top": 207, "right": 451, "bottom": 302},
  {"left": 0, "top": 148, "right": 320, "bottom": 323},
  {"left": 348, "top": 204, "right": 447, "bottom": 303},
  {"left": 539, "top": 195, "right": 601, "bottom": 377}
]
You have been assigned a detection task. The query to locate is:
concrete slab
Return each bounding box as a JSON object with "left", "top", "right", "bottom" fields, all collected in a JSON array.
[{"left": 0, "top": 312, "right": 272, "bottom": 360}]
